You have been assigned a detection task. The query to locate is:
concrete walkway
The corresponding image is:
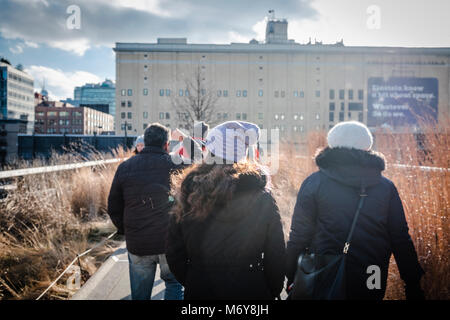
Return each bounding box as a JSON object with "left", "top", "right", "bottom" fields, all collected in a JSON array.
[
  {"left": 72, "top": 242, "right": 288, "bottom": 300},
  {"left": 71, "top": 243, "right": 165, "bottom": 300}
]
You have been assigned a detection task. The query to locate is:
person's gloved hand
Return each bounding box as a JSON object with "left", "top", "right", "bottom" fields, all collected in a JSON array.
[{"left": 405, "top": 283, "right": 425, "bottom": 300}]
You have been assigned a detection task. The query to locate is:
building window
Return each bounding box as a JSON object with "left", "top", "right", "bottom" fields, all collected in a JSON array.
[
  {"left": 340, "top": 102, "right": 345, "bottom": 111},
  {"left": 201, "top": 89, "right": 206, "bottom": 96},
  {"left": 160, "top": 89, "right": 164, "bottom": 96},
  {"left": 281, "top": 91, "right": 285, "bottom": 98},
  {"left": 274, "top": 114, "right": 279, "bottom": 120},
  {"left": 236, "top": 90, "right": 241, "bottom": 97},
  {"left": 349, "top": 102, "right": 363, "bottom": 111},
  {"left": 258, "top": 90, "right": 263, "bottom": 97},
  {"left": 127, "top": 112, "right": 132, "bottom": 119},
  {"left": 143, "top": 112, "right": 148, "bottom": 119},
  {"left": 329, "top": 112, "right": 334, "bottom": 122},
  {"left": 294, "top": 91, "right": 298, "bottom": 97},
  {"left": 329, "top": 89, "right": 335, "bottom": 100},
  {"left": 242, "top": 90, "right": 247, "bottom": 97},
  {"left": 121, "top": 101, "right": 126, "bottom": 107},
  {"left": 143, "top": 123, "right": 148, "bottom": 130},
  {"left": 159, "top": 112, "right": 164, "bottom": 119},
  {"left": 339, "top": 89, "right": 345, "bottom": 99},
  {"left": 144, "top": 65, "right": 148, "bottom": 71},
  {"left": 300, "top": 91, "right": 304, "bottom": 98},
  {"left": 223, "top": 90, "right": 228, "bottom": 97},
  {"left": 179, "top": 89, "right": 184, "bottom": 96},
  {"left": 165, "top": 112, "right": 170, "bottom": 119},
  {"left": 280, "top": 114, "right": 285, "bottom": 120},
  {"left": 258, "top": 113, "right": 263, "bottom": 119},
  {"left": 217, "top": 113, "right": 222, "bottom": 120},
  {"left": 128, "top": 101, "right": 132, "bottom": 107},
  {"left": 274, "top": 91, "right": 279, "bottom": 98},
  {"left": 121, "top": 112, "right": 125, "bottom": 119},
  {"left": 165, "top": 89, "right": 171, "bottom": 96},
  {"left": 236, "top": 113, "right": 241, "bottom": 120},
  {"left": 339, "top": 112, "right": 344, "bottom": 121},
  {"left": 348, "top": 89, "right": 354, "bottom": 100},
  {"left": 329, "top": 102, "right": 335, "bottom": 111},
  {"left": 217, "top": 90, "right": 222, "bottom": 97},
  {"left": 121, "top": 89, "right": 126, "bottom": 96},
  {"left": 185, "top": 89, "right": 189, "bottom": 96},
  {"left": 143, "top": 89, "right": 148, "bottom": 96},
  {"left": 358, "top": 89, "right": 364, "bottom": 100},
  {"left": 128, "top": 124, "right": 132, "bottom": 130},
  {"left": 223, "top": 113, "right": 228, "bottom": 119},
  {"left": 127, "top": 89, "right": 132, "bottom": 96},
  {"left": 315, "top": 113, "right": 320, "bottom": 120},
  {"left": 315, "top": 90, "right": 320, "bottom": 98},
  {"left": 358, "top": 112, "right": 363, "bottom": 122},
  {"left": 242, "top": 113, "right": 247, "bottom": 120},
  {"left": 259, "top": 66, "right": 263, "bottom": 70}
]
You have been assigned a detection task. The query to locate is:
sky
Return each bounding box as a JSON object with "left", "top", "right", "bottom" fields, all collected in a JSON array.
[{"left": 0, "top": 0, "right": 449, "bottom": 101}]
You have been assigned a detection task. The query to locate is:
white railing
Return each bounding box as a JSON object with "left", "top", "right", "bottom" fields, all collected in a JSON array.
[{"left": 0, "top": 158, "right": 127, "bottom": 180}]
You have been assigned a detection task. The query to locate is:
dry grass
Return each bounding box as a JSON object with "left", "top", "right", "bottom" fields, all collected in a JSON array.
[
  {"left": 271, "top": 118, "right": 449, "bottom": 300},
  {"left": 1, "top": 120, "right": 448, "bottom": 300},
  {"left": 0, "top": 145, "right": 132, "bottom": 300}
]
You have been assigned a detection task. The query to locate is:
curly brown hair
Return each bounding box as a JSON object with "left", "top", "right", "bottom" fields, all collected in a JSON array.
[{"left": 170, "top": 162, "right": 267, "bottom": 222}]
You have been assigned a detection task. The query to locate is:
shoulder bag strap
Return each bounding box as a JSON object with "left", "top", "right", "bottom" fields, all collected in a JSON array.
[{"left": 342, "top": 186, "right": 368, "bottom": 254}]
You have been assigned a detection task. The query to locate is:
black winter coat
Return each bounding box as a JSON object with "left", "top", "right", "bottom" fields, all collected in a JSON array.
[
  {"left": 166, "top": 170, "right": 286, "bottom": 300},
  {"left": 286, "top": 147, "right": 424, "bottom": 300},
  {"left": 107, "top": 146, "right": 180, "bottom": 256}
]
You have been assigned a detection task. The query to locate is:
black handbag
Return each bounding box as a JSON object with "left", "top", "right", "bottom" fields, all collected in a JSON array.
[{"left": 288, "top": 186, "right": 367, "bottom": 300}]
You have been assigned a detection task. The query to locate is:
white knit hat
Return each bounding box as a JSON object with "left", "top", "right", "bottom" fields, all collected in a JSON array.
[
  {"left": 327, "top": 121, "right": 373, "bottom": 151},
  {"left": 205, "top": 121, "right": 260, "bottom": 163}
]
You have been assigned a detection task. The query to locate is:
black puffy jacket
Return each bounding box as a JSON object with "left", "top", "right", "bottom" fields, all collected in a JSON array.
[
  {"left": 286, "top": 147, "right": 424, "bottom": 300},
  {"left": 166, "top": 168, "right": 286, "bottom": 300},
  {"left": 107, "top": 146, "right": 180, "bottom": 256}
]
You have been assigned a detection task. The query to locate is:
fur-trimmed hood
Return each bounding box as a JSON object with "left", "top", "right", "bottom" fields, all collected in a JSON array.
[
  {"left": 171, "top": 162, "right": 269, "bottom": 222},
  {"left": 315, "top": 147, "right": 386, "bottom": 188}
]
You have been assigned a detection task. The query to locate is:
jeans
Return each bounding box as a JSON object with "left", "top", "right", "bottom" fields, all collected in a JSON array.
[{"left": 128, "top": 252, "right": 184, "bottom": 300}]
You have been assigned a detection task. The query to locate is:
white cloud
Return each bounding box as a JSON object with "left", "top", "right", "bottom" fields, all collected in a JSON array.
[
  {"left": 227, "top": 31, "right": 251, "bottom": 44},
  {"left": 25, "top": 65, "right": 102, "bottom": 100},
  {"left": 24, "top": 40, "right": 39, "bottom": 48},
  {"left": 106, "top": 0, "right": 175, "bottom": 17},
  {"left": 48, "top": 38, "right": 91, "bottom": 56},
  {"left": 287, "top": 0, "right": 450, "bottom": 47},
  {"left": 9, "top": 44, "right": 23, "bottom": 54},
  {"left": 252, "top": 17, "right": 267, "bottom": 42}
]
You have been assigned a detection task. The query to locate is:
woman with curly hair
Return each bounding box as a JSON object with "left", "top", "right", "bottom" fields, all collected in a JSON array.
[{"left": 166, "top": 121, "right": 286, "bottom": 300}]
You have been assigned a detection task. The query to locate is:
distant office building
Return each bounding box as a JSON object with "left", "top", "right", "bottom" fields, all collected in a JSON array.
[
  {"left": 114, "top": 12, "right": 449, "bottom": 143},
  {"left": 0, "top": 59, "right": 34, "bottom": 134},
  {"left": 35, "top": 97, "right": 114, "bottom": 135},
  {"left": 63, "top": 79, "right": 116, "bottom": 118},
  {"left": 0, "top": 118, "right": 28, "bottom": 165}
]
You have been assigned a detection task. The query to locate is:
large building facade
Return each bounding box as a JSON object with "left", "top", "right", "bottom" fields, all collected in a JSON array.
[
  {"left": 114, "top": 18, "right": 450, "bottom": 142},
  {"left": 0, "top": 61, "right": 35, "bottom": 134}
]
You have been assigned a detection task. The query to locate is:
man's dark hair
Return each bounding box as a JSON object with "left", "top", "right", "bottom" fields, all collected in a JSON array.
[{"left": 144, "top": 123, "right": 170, "bottom": 147}]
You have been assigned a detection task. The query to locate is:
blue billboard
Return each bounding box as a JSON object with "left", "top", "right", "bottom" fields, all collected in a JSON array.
[{"left": 367, "top": 77, "right": 438, "bottom": 127}]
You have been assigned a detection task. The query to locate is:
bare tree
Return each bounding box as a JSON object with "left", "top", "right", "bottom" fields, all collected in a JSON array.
[{"left": 171, "top": 65, "right": 220, "bottom": 132}]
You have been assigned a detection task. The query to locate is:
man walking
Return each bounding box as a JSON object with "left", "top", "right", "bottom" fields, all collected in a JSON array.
[{"left": 108, "top": 123, "right": 184, "bottom": 300}]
